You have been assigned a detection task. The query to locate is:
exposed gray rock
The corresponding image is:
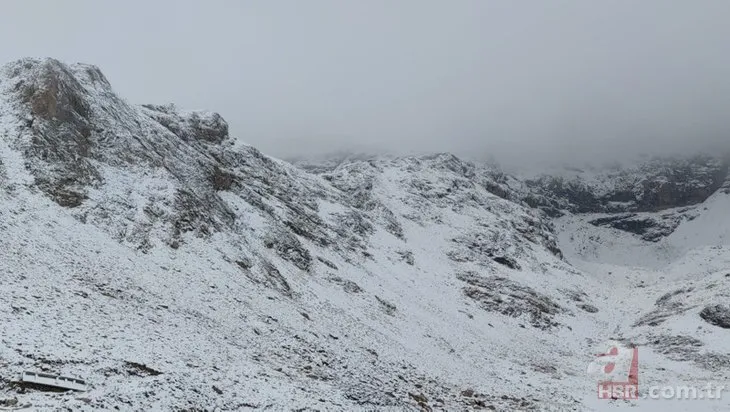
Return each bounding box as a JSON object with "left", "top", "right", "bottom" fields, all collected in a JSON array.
[
  {"left": 263, "top": 228, "right": 312, "bottom": 272},
  {"left": 315, "top": 154, "right": 562, "bottom": 258},
  {"left": 457, "top": 272, "right": 564, "bottom": 330},
  {"left": 327, "top": 276, "right": 363, "bottom": 294},
  {"left": 251, "top": 259, "right": 293, "bottom": 298},
  {"left": 141, "top": 103, "right": 229, "bottom": 144},
  {"left": 521, "top": 155, "right": 729, "bottom": 240},
  {"left": 699, "top": 304, "right": 730, "bottom": 329},
  {"left": 375, "top": 296, "right": 397, "bottom": 316},
  {"left": 448, "top": 231, "right": 534, "bottom": 270},
  {"left": 578, "top": 304, "right": 598, "bottom": 313},
  {"left": 634, "top": 288, "right": 695, "bottom": 327},
  {"left": 588, "top": 208, "right": 698, "bottom": 242},
  {"left": 525, "top": 156, "right": 728, "bottom": 216},
  {"left": 397, "top": 250, "right": 415, "bottom": 265},
  {"left": 647, "top": 334, "right": 730, "bottom": 372},
  {"left": 492, "top": 256, "right": 520, "bottom": 270}
]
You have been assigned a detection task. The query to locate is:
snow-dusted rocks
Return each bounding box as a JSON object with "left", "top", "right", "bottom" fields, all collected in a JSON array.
[
  {"left": 525, "top": 156, "right": 728, "bottom": 215},
  {"left": 141, "top": 104, "right": 229, "bottom": 145},
  {"left": 0, "top": 58, "right": 590, "bottom": 411},
  {"left": 0, "top": 58, "right": 729, "bottom": 410},
  {"left": 699, "top": 304, "right": 730, "bottom": 329},
  {"left": 522, "top": 155, "right": 729, "bottom": 243},
  {"left": 456, "top": 272, "right": 565, "bottom": 330}
]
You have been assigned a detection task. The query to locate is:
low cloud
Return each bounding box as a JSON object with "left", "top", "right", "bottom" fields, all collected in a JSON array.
[{"left": 2, "top": 1, "right": 729, "bottom": 165}]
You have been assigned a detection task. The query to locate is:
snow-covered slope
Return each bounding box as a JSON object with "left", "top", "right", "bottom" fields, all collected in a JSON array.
[{"left": 0, "top": 58, "right": 728, "bottom": 411}]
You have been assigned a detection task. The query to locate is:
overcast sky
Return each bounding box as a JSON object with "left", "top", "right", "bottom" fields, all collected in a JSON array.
[{"left": 1, "top": 1, "right": 729, "bottom": 164}]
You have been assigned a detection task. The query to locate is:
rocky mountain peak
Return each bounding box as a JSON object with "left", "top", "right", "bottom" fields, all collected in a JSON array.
[
  {"left": 0, "top": 58, "right": 245, "bottom": 244},
  {"left": 10, "top": 58, "right": 99, "bottom": 122},
  {"left": 1, "top": 59, "right": 729, "bottom": 410},
  {"left": 141, "top": 103, "right": 229, "bottom": 145},
  {"left": 523, "top": 154, "right": 729, "bottom": 215}
]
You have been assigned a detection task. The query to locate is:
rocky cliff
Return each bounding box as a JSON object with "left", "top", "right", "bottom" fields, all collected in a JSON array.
[
  {"left": 0, "top": 58, "right": 729, "bottom": 411},
  {"left": 518, "top": 155, "right": 729, "bottom": 241},
  {"left": 0, "top": 58, "right": 586, "bottom": 411}
]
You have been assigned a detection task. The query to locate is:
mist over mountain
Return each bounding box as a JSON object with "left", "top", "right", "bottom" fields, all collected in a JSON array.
[
  {"left": 2, "top": 1, "right": 730, "bottom": 164},
  {"left": 0, "top": 57, "right": 727, "bottom": 411},
  {"left": 1, "top": 2, "right": 730, "bottom": 411}
]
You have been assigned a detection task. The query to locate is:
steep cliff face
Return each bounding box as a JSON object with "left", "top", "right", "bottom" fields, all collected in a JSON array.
[
  {"left": 519, "top": 156, "right": 729, "bottom": 240},
  {"left": 1, "top": 58, "right": 567, "bottom": 274},
  {"left": 3, "top": 59, "right": 371, "bottom": 260},
  {"left": 5, "top": 58, "right": 236, "bottom": 240},
  {"left": 524, "top": 156, "right": 728, "bottom": 214}
]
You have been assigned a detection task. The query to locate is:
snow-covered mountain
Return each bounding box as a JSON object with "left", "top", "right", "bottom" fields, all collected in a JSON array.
[{"left": 0, "top": 58, "right": 729, "bottom": 411}]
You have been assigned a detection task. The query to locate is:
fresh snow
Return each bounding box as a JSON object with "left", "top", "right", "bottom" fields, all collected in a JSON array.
[{"left": 0, "top": 58, "right": 726, "bottom": 411}]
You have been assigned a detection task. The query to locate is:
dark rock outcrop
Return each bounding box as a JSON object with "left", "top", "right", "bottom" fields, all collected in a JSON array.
[
  {"left": 457, "top": 272, "right": 564, "bottom": 329},
  {"left": 587, "top": 209, "right": 697, "bottom": 242},
  {"left": 521, "top": 155, "right": 728, "bottom": 241},
  {"left": 141, "top": 104, "right": 229, "bottom": 144},
  {"left": 634, "top": 288, "right": 695, "bottom": 327},
  {"left": 525, "top": 156, "right": 729, "bottom": 216},
  {"left": 699, "top": 304, "right": 730, "bottom": 329}
]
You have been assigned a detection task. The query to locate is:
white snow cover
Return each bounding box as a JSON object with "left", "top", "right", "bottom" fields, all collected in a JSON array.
[{"left": 0, "top": 58, "right": 726, "bottom": 411}]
